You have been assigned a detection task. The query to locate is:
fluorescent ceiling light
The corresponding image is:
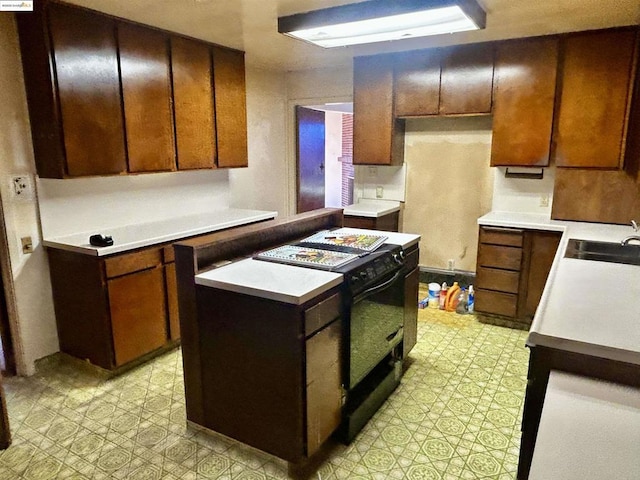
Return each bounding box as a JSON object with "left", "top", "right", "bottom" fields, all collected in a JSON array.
[{"left": 278, "top": 0, "right": 486, "bottom": 48}]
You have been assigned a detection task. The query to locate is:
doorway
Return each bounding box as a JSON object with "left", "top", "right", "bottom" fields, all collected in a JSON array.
[{"left": 295, "top": 103, "right": 354, "bottom": 214}]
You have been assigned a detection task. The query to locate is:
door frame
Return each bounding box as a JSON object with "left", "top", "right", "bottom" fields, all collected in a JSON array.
[
  {"left": 0, "top": 201, "right": 17, "bottom": 377},
  {"left": 286, "top": 96, "right": 352, "bottom": 217}
]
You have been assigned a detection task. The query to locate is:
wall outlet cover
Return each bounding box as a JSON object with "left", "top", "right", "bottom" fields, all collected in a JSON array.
[{"left": 375, "top": 186, "right": 384, "bottom": 198}]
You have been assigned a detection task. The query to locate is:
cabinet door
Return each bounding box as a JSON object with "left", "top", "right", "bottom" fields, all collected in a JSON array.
[
  {"left": 165, "top": 262, "right": 180, "bottom": 340},
  {"left": 48, "top": 4, "right": 127, "bottom": 176},
  {"left": 353, "top": 55, "right": 405, "bottom": 165},
  {"left": 108, "top": 267, "right": 167, "bottom": 366},
  {"left": 403, "top": 267, "right": 419, "bottom": 358},
  {"left": 213, "top": 48, "right": 248, "bottom": 168},
  {"left": 440, "top": 44, "right": 494, "bottom": 115},
  {"left": 306, "top": 320, "right": 341, "bottom": 456},
  {"left": 171, "top": 36, "right": 217, "bottom": 170},
  {"left": 119, "top": 23, "right": 175, "bottom": 172},
  {"left": 491, "top": 38, "right": 559, "bottom": 167},
  {"left": 394, "top": 49, "right": 441, "bottom": 117},
  {"left": 554, "top": 29, "right": 638, "bottom": 169},
  {"left": 522, "top": 231, "right": 561, "bottom": 319}
]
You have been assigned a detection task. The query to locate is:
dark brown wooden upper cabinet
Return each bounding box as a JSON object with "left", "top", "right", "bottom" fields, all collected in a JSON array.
[
  {"left": 171, "top": 37, "right": 217, "bottom": 170},
  {"left": 118, "top": 24, "right": 176, "bottom": 173},
  {"left": 212, "top": 48, "right": 248, "bottom": 168},
  {"left": 48, "top": 3, "right": 127, "bottom": 177},
  {"left": 491, "top": 37, "right": 559, "bottom": 167},
  {"left": 439, "top": 44, "right": 494, "bottom": 115},
  {"left": 394, "top": 49, "right": 441, "bottom": 117},
  {"left": 553, "top": 29, "right": 638, "bottom": 169},
  {"left": 353, "top": 55, "right": 405, "bottom": 165}
]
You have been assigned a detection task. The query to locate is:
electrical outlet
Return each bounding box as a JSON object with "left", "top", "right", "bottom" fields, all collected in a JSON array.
[
  {"left": 11, "top": 175, "right": 32, "bottom": 199},
  {"left": 375, "top": 186, "right": 384, "bottom": 198},
  {"left": 539, "top": 194, "right": 550, "bottom": 207},
  {"left": 447, "top": 259, "right": 455, "bottom": 271},
  {"left": 21, "top": 236, "right": 33, "bottom": 254}
]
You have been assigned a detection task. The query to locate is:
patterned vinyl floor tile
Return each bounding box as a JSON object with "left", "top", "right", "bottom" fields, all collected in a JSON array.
[{"left": 1, "top": 284, "right": 529, "bottom": 479}]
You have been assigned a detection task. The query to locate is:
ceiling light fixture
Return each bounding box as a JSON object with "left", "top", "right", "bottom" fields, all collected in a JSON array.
[{"left": 278, "top": 0, "right": 486, "bottom": 48}]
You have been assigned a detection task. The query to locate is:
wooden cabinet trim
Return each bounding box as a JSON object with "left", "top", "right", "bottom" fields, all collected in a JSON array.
[{"left": 104, "top": 248, "right": 163, "bottom": 278}]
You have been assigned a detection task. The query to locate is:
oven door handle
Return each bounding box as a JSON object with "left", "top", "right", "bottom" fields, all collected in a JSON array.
[{"left": 353, "top": 269, "right": 403, "bottom": 304}]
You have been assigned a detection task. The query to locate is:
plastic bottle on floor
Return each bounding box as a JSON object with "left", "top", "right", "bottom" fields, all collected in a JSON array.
[
  {"left": 468, "top": 285, "right": 475, "bottom": 314},
  {"left": 456, "top": 288, "right": 468, "bottom": 314}
]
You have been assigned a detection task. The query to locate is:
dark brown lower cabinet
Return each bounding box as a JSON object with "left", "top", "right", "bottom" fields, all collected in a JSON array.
[
  {"left": 403, "top": 248, "right": 419, "bottom": 358},
  {"left": 343, "top": 210, "right": 399, "bottom": 232},
  {"left": 475, "top": 226, "right": 561, "bottom": 326},
  {"left": 195, "top": 286, "right": 343, "bottom": 463},
  {"left": 47, "top": 246, "right": 177, "bottom": 370}
]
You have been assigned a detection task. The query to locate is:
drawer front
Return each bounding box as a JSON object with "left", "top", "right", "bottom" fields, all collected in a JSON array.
[
  {"left": 480, "top": 227, "right": 524, "bottom": 247},
  {"left": 105, "top": 248, "right": 162, "bottom": 278},
  {"left": 476, "top": 267, "right": 520, "bottom": 294},
  {"left": 305, "top": 292, "right": 341, "bottom": 337},
  {"left": 306, "top": 320, "right": 341, "bottom": 384},
  {"left": 478, "top": 244, "right": 522, "bottom": 271},
  {"left": 475, "top": 289, "right": 518, "bottom": 317}
]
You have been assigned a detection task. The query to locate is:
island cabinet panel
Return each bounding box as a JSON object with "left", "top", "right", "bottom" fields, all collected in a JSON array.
[
  {"left": 394, "top": 49, "right": 441, "bottom": 117},
  {"left": 439, "top": 44, "right": 494, "bottom": 115},
  {"left": 118, "top": 23, "right": 175, "bottom": 173},
  {"left": 491, "top": 37, "right": 559, "bottom": 167},
  {"left": 554, "top": 29, "right": 638, "bottom": 169},
  {"left": 213, "top": 48, "right": 248, "bottom": 168},
  {"left": 196, "top": 285, "right": 343, "bottom": 463},
  {"left": 403, "top": 265, "right": 419, "bottom": 358},
  {"left": 108, "top": 267, "right": 167, "bottom": 367},
  {"left": 353, "top": 55, "right": 405, "bottom": 165},
  {"left": 48, "top": 3, "right": 127, "bottom": 176},
  {"left": 475, "top": 226, "right": 561, "bottom": 327},
  {"left": 171, "top": 37, "right": 217, "bottom": 170}
]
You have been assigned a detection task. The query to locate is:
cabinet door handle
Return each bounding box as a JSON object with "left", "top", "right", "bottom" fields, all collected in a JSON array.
[{"left": 482, "top": 226, "right": 524, "bottom": 234}]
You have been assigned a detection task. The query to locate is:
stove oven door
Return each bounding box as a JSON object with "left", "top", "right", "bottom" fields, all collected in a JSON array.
[{"left": 348, "top": 269, "right": 404, "bottom": 389}]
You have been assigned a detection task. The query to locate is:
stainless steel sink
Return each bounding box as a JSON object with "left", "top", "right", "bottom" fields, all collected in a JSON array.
[{"left": 564, "top": 238, "right": 640, "bottom": 266}]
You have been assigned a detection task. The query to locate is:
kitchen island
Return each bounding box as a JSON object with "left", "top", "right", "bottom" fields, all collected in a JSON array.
[
  {"left": 174, "top": 208, "right": 420, "bottom": 465},
  {"left": 479, "top": 212, "right": 640, "bottom": 479}
]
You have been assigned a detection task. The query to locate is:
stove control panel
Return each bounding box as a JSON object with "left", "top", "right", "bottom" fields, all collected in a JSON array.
[{"left": 348, "top": 246, "right": 404, "bottom": 295}]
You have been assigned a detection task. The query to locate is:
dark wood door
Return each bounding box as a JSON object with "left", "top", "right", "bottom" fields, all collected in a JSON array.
[
  {"left": 554, "top": 29, "right": 637, "bottom": 169},
  {"left": 491, "top": 37, "right": 559, "bottom": 167},
  {"left": 48, "top": 3, "right": 127, "bottom": 176},
  {"left": 394, "top": 49, "right": 441, "bottom": 117},
  {"left": 440, "top": 44, "right": 494, "bottom": 115},
  {"left": 353, "top": 55, "right": 405, "bottom": 165},
  {"left": 213, "top": 48, "right": 248, "bottom": 168},
  {"left": 523, "top": 231, "right": 562, "bottom": 319},
  {"left": 296, "top": 106, "right": 326, "bottom": 213},
  {"left": 108, "top": 267, "right": 167, "bottom": 366},
  {"left": 171, "top": 36, "right": 216, "bottom": 170},
  {"left": 119, "top": 23, "right": 175, "bottom": 173}
]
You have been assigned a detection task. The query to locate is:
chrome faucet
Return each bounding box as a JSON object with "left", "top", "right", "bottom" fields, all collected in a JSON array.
[{"left": 621, "top": 220, "right": 640, "bottom": 246}]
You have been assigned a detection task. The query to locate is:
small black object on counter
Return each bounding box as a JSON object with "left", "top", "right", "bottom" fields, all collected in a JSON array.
[{"left": 89, "top": 234, "right": 114, "bottom": 247}]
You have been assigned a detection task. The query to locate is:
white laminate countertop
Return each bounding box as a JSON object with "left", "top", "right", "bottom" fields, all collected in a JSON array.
[
  {"left": 195, "top": 258, "right": 343, "bottom": 305},
  {"left": 343, "top": 200, "right": 401, "bottom": 218},
  {"left": 43, "top": 208, "right": 278, "bottom": 256},
  {"left": 478, "top": 211, "right": 640, "bottom": 365},
  {"left": 529, "top": 371, "right": 640, "bottom": 480}
]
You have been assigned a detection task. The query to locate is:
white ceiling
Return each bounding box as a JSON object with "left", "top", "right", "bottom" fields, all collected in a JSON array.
[{"left": 65, "top": 0, "right": 640, "bottom": 71}]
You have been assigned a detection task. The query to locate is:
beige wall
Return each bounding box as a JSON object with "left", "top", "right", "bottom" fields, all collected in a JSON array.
[
  {"left": 0, "top": 14, "right": 57, "bottom": 375},
  {"left": 403, "top": 117, "right": 495, "bottom": 272}
]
